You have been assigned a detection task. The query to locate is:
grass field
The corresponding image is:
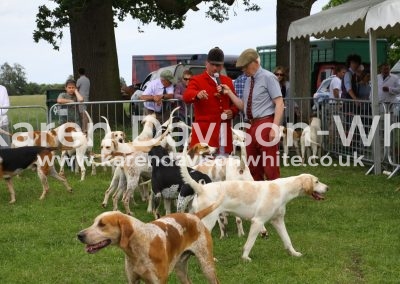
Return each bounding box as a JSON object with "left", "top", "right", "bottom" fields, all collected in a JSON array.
[
  {"left": 1, "top": 95, "right": 400, "bottom": 283},
  {"left": 7, "top": 95, "right": 48, "bottom": 129},
  {"left": 0, "top": 163, "right": 399, "bottom": 283}
]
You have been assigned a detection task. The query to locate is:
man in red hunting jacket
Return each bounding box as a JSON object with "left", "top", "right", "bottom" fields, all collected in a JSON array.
[{"left": 183, "top": 47, "right": 239, "bottom": 154}]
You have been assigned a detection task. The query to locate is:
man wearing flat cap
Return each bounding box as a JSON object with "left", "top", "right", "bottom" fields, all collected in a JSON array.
[
  {"left": 226, "top": 48, "right": 284, "bottom": 180},
  {"left": 140, "top": 69, "right": 176, "bottom": 123},
  {"left": 183, "top": 47, "right": 239, "bottom": 155}
]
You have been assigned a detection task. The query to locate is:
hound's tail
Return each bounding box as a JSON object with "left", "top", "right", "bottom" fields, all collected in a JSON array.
[
  {"left": 85, "top": 110, "right": 93, "bottom": 131},
  {"left": 195, "top": 191, "right": 225, "bottom": 220},
  {"left": 101, "top": 115, "right": 112, "bottom": 134},
  {"left": 179, "top": 144, "right": 204, "bottom": 195},
  {"left": 149, "top": 106, "right": 181, "bottom": 147}
]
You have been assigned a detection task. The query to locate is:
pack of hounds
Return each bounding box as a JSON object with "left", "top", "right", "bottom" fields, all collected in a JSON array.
[{"left": 0, "top": 108, "right": 328, "bottom": 283}]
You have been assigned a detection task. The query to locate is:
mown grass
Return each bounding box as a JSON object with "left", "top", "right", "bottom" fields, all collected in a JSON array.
[
  {"left": 1, "top": 95, "right": 400, "bottom": 283},
  {"left": 0, "top": 163, "right": 399, "bottom": 283}
]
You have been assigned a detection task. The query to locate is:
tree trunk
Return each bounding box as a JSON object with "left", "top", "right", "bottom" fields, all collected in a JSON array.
[
  {"left": 276, "top": 0, "right": 316, "bottom": 120},
  {"left": 69, "top": 0, "right": 121, "bottom": 122}
]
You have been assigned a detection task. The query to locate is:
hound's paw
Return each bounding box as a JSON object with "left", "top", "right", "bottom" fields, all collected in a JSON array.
[
  {"left": 260, "top": 231, "right": 269, "bottom": 240},
  {"left": 241, "top": 256, "right": 252, "bottom": 262},
  {"left": 290, "top": 251, "right": 302, "bottom": 257}
]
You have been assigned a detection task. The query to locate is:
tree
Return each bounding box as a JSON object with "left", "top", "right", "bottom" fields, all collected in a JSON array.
[
  {"left": 0, "top": 62, "right": 28, "bottom": 95},
  {"left": 275, "top": 0, "right": 316, "bottom": 121}
]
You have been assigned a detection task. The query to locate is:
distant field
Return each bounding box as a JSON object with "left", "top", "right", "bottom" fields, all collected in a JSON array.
[
  {"left": 10, "top": 94, "right": 47, "bottom": 107},
  {"left": 8, "top": 95, "right": 48, "bottom": 128}
]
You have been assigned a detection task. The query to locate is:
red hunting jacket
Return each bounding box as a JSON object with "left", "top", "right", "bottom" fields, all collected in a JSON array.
[{"left": 183, "top": 71, "right": 239, "bottom": 153}]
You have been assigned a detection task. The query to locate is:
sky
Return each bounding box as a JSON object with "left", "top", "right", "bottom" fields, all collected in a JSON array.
[{"left": 0, "top": 0, "right": 329, "bottom": 84}]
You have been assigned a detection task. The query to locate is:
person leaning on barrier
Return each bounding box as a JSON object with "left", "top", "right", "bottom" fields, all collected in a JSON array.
[
  {"left": 329, "top": 65, "right": 347, "bottom": 100},
  {"left": 140, "top": 70, "right": 175, "bottom": 123},
  {"left": 57, "top": 79, "right": 84, "bottom": 126},
  {"left": 0, "top": 84, "right": 10, "bottom": 148},
  {"left": 227, "top": 48, "right": 284, "bottom": 181}
]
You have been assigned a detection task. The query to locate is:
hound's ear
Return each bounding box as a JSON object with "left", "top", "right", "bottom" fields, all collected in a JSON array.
[
  {"left": 187, "top": 145, "right": 195, "bottom": 158},
  {"left": 112, "top": 140, "right": 118, "bottom": 150},
  {"left": 50, "top": 129, "right": 57, "bottom": 137},
  {"left": 302, "top": 175, "right": 314, "bottom": 194},
  {"left": 119, "top": 215, "right": 134, "bottom": 249},
  {"left": 33, "top": 132, "right": 40, "bottom": 141}
]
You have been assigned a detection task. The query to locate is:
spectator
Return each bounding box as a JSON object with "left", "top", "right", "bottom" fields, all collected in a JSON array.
[
  {"left": 228, "top": 48, "right": 284, "bottom": 180},
  {"left": 274, "top": 65, "right": 299, "bottom": 124},
  {"left": 342, "top": 54, "right": 362, "bottom": 101},
  {"left": 57, "top": 79, "right": 84, "bottom": 126},
  {"left": 183, "top": 47, "right": 239, "bottom": 155},
  {"left": 233, "top": 73, "right": 247, "bottom": 125},
  {"left": 174, "top": 70, "right": 192, "bottom": 122},
  {"left": 140, "top": 70, "right": 175, "bottom": 123},
  {"left": 329, "top": 65, "right": 347, "bottom": 99},
  {"left": 76, "top": 68, "right": 90, "bottom": 133},
  {"left": 377, "top": 62, "right": 400, "bottom": 104},
  {"left": 341, "top": 54, "right": 362, "bottom": 134},
  {"left": 273, "top": 66, "right": 289, "bottom": 98},
  {"left": 358, "top": 70, "right": 371, "bottom": 101},
  {"left": 0, "top": 84, "right": 10, "bottom": 148},
  {"left": 358, "top": 70, "right": 372, "bottom": 131}
]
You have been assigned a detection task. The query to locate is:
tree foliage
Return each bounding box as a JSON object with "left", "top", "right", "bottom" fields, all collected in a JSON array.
[
  {"left": 0, "top": 63, "right": 28, "bottom": 95},
  {"left": 33, "top": 0, "right": 260, "bottom": 50},
  {"left": 0, "top": 62, "right": 63, "bottom": 95}
]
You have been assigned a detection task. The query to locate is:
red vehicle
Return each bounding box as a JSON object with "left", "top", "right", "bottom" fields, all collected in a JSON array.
[{"left": 131, "top": 54, "right": 240, "bottom": 86}]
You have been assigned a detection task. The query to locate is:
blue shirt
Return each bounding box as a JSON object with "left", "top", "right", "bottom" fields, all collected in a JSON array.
[{"left": 243, "top": 67, "right": 282, "bottom": 119}]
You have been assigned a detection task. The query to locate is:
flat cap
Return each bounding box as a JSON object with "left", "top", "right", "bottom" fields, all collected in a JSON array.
[
  {"left": 236, "top": 48, "right": 259, "bottom": 68},
  {"left": 160, "top": 70, "right": 177, "bottom": 84}
]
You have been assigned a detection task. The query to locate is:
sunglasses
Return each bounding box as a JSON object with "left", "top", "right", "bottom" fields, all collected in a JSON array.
[
  {"left": 183, "top": 77, "right": 191, "bottom": 81},
  {"left": 274, "top": 73, "right": 284, "bottom": 77}
]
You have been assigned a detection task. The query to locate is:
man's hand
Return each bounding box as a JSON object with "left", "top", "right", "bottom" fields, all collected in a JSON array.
[
  {"left": 222, "top": 109, "right": 233, "bottom": 120},
  {"left": 196, "top": 90, "right": 208, "bottom": 100},
  {"left": 269, "top": 126, "right": 279, "bottom": 141},
  {"left": 154, "top": 94, "right": 163, "bottom": 105}
]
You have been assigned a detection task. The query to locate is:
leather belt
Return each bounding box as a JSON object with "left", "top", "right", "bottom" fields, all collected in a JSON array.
[{"left": 246, "top": 114, "right": 274, "bottom": 124}]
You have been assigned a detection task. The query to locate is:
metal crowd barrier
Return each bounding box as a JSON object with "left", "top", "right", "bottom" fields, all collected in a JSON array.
[
  {"left": 283, "top": 97, "right": 385, "bottom": 176},
  {"left": 48, "top": 99, "right": 193, "bottom": 149},
  {"left": 0, "top": 105, "right": 48, "bottom": 148},
  {"left": 5, "top": 98, "right": 400, "bottom": 178},
  {"left": 1, "top": 105, "right": 48, "bottom": 130}
]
